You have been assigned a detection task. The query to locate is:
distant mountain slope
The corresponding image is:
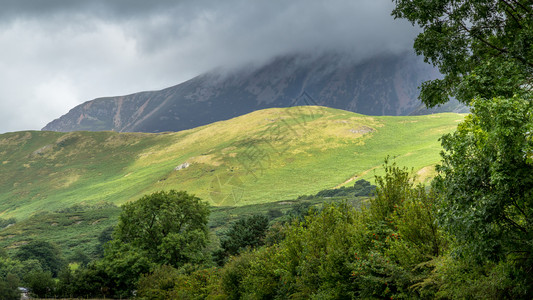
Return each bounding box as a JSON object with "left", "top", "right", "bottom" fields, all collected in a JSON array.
[
  {"left": 42, "top": 52, "right": 460, "bottom": 133},
  {"left": 3, "top": 107, "right": 463, "bottom": 219}
]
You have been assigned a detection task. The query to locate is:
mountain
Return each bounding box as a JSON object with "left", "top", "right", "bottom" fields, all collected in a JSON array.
[
  {"left": 42, "top": 52, "right": 464, "bottom": 133},
  {"left": 2, "top": 107, "right": 463, "bottom": 219}
]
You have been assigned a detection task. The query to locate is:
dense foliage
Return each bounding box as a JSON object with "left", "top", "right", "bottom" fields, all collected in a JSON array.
[
  {"left": 2, "top": 190, "right": 212, "bottom": 299},
  {"left": 14, "top": 241, "right": 64, "bottom": 277},
  {"left": 215, "top": 214, "right": 270, "bottom": 264},
  {"left": 436, "top": 96, "right": 533, "bottom": 260},
  {"left": 115, "top": 190, "right": 210, "bottom": 268},
  {"left": 2, "top": 145, "right": 531, "bottom": 298},
  {"left": 433, "top": 96, "right": 533, "bottom": 296},
  {"left": 201, "top": 162, "right": 442, "bottom": 299},
  {"left": 0, "top": 273, "right": 19, "bottom": 300}
]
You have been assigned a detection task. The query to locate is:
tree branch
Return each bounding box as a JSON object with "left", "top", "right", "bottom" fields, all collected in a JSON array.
[
  {"left": 457, "top": 20, "right": 533, "bottom": 68},
  {"left": 500, "top": 0, "right": 521, "bottom": 16},
  {"left": 510, "top": 197, "right": 529, "bottom": 220},
  {"left": 509, "top": 0, "right": 533, "bottom": 15},
  {"left": 501, "top": 213, "right": 528, "bottom": 233},
  {"left": 500, "top": 0, "right": 524, "bottom": 28}
]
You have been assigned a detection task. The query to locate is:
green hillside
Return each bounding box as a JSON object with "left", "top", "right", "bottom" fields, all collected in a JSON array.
[
  {"left": 0, "top": 106, "right": 463, "bottom": 220},
  {"left": 0, "top": 196, "right": 349, "bottom": 258}
]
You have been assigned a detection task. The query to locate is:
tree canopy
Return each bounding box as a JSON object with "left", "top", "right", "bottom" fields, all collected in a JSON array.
[
  {"left": 392, "top": 0, "right": 533, "bottom": 107},
  {"left": 114, "top": 190, "right": 210, "bottom": 268},
  {"left": 434, "top": 96, "right": 533, "bottom": 262},
  {"left": 14, "top": 240, "right": 64, "bottom": 277}
]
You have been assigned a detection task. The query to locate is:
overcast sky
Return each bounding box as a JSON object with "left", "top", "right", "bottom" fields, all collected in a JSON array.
[{"left": 0, "top": 0, "right": 419, "bottom": 133}]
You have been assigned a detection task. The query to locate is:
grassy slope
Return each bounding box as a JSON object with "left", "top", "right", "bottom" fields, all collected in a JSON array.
[
  {"left": 0, "top": 196, "right": 359, "bottom": 258},
  {"left": 0, "top": 204, "right": 121, "bottom": 258},
  {"left": 0, "top": 106, "right": 463, "bottom": 220}
]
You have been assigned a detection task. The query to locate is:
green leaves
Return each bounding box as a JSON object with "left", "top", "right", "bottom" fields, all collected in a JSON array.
[
  {"left": 114, "top": 190, "right": 210, "bottom": 268},
  {"left": 392, "top": 0, "right": 533, "bottom": 107},
  {"left": 212, "top": 161, "right": 447, "bottom": 299},
  {"left": 435, "top": 96, "right": 533, "bottom": 262},
  {"left": 215, "top": 214, "right": 270, "bottom": 266},
  {"left": 14, "top": 240, "right": 64, "bottom": 277},
  {"left": 79, "top": 190, "right": 213, "bottom": 297}
]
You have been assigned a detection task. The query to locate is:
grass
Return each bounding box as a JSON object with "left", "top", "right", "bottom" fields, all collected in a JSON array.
[
  {"left": 0, "top": 106, "right": 464, "bottom": 221},
  {"left": 0, "top": 203, "right": 121, "bottom": 259}
]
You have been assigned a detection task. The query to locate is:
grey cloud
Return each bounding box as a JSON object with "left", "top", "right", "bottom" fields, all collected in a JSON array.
[
  {"left": 0, "top": 0, "right": 419, "bottom": 133},
  {"left": 0, "top": 0, "right": 177, "bottom": 19}
]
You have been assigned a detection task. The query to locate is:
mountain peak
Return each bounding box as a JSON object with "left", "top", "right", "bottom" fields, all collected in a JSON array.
[{"left": 42, "top": 52, "right": 454, "bottom": 133}]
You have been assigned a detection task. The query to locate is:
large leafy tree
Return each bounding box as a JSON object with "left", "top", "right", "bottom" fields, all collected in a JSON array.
[
  {"left": 14, "top": 240, "right": 64, "bottom": 277},
  {"left": 392, "top": 0, "right": 533, "bottom": 107},
  {"left": 74, "top": 190, "right": 211, "bottom": 298},
  {"left": 434, "top": 96, "right": 533, "bottom": 263},
  {"left": 393, "top": 1, "right": 533, "bottom": 296},
  {"left": 114, "top": 190, "right": 210, "bottom": 268}
]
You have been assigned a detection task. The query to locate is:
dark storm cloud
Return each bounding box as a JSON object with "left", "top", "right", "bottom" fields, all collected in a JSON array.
[{"left": 0, "top": 0, "right": 419, "bottom": 132}]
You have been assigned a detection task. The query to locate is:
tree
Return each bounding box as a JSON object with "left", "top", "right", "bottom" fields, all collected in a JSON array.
[
  {"left": 57, "top": 191, "right": 210, "bottom": 298},
  {"left": 392, "top": 0, "right": 533, "bottom": 107},
  {"left": 69, "top": 249, "right": 90, "bottom": 267},
  {"left": 137, "top": 265, "right": 223, "bottom": 299},
  {"left": 353, "top": 179, "right": 377, "bottom": 196},
  {"left": 0, "top": 273, "right": 20, "bottom": 300},
  {"left": 434, "top": 96, "right": 532, "bottom": 276},
  {"left": 314, "top": 179, "right": 376, "bottom": 198},
  {"left": 14, "top": 240, "right": 64, "bottom": 276},
  {"left": 287, "top": 201, "right": 314, "bottom": 222},
  {"left": 392, "top": 0, "right": 533, "bottom": 296},
  {"left": 114, "top": 190, "right": 210, "bottom": 268},
  {"left": 136, "top": 265, "right": 180, "bottom": 300},
  {"left": 0, "top": 257, "right": 43, "bottom": 284},
  {"left": 24, "top": 270, "right": 56, "bottom": 298},
  {"left": 354, "top": 161, "right": 445, "bottom": 298},
  {"left": 217, "top": 214, "right": 270, "bottom": 264},
  {"left": 68, "top": 261, "right": 112, "bottom": 298},
  {"left": 95, "top": 226, "right": 114, "bottom": 257},
  {"left": 56, "top": 267, "right": 75, "bottom": 299},
  {"left": 100, "top": 242, "right": 154, "bottom": 298}
]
